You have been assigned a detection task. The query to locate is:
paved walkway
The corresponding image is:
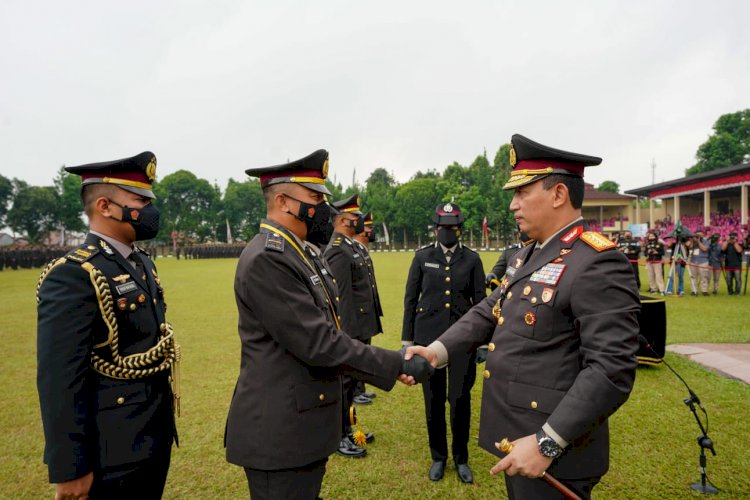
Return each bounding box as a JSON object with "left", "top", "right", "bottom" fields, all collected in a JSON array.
[{"left": 667, "top": 343, "right": 750, "bottom": 385}]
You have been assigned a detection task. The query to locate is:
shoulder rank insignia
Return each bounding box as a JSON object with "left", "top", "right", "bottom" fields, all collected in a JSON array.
[
  {"left": 580, "top": 231, "right": 616, "bottom": 252},
  {"left": 331, "top": 237, "right": 343, "bottom": 247},
  {"left": 66, "top": 245, "right": 99, "bottom": 263},
  {"left": 264, "top": 233, "right": 285, "bottom": 253}
]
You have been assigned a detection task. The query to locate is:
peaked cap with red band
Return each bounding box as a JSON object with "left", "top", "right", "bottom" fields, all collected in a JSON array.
[
  {"left": 433, "top": 202, "right": 464, "bottom": 226},
  {"left": 65, "top": 151, "right": 157, "bottom": 198},
  {"left": 503, "top": 134, "right": 602, "bottom": 190},
  {"left": 332, "top": 193, "right": 362, "bottom": 215},
  {"left": 245, "top": 149, "right": 331, "bottom": 195}
]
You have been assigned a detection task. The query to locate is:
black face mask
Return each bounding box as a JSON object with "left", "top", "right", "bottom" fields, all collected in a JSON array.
[
  {"left": 437, "top": 227, "right": 460, "bottom": 248},
  {"left": 345, "top": 216, "right": 365, "bottom": 234},
  {"left": 109, "top": 200, "right": 160, "bottom": 241},
  {"left": 367, "top": 227, "right": 377, "bottom": 243},
  {"left": 284, "top": 194, "right": 332, "bottom": 245}
]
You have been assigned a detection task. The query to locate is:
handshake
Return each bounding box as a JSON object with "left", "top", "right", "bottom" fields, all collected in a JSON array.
[{"left": 399, "top": 347, "right": 436, "bottom": 384}]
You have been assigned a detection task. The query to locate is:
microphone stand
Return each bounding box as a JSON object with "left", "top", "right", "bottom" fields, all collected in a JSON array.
[{"left": 638, "top": 335, "right": 718, "bottom": 494}]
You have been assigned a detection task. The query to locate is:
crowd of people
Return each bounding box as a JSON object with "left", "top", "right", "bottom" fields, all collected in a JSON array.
[{"left": 609, "top": 226, "right": 748, "bottom": 296}]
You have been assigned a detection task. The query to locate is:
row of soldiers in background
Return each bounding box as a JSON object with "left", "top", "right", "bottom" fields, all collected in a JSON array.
[
  {"left": 614, "top": 229, "right": 748, "bottom": 296},
  {"left": 176, "top": 243, "right": 246, "bottom": 260},
  {"left": 0, "top": 246, "right": 74, "bottom": 271}
]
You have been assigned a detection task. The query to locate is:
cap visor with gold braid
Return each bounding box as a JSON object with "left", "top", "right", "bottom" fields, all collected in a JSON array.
[
  {"left": 332, "top": 193, "right": 363, "bottom": 215},
  {"left": 245, "top": 149, "right": 332, "bottom": 195},
  {"left": 65, "top": 151, "right": 158, "bottom": 199},
  {"left": 503, "top": 134, "right": 602, "bottom": 190}
]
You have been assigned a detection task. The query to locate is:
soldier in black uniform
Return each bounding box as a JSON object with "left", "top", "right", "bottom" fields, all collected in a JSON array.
[
  {"left": 352, "top": 212, "right": 384, "bottom": 402},
  {"left": 402, "top": 202, "right": 486, "bottom": 484},
  {"left": 406, "top": 134, "right": 640, "bottom": 499},
  {"left": 36, "top": 152, "right": 178, "bottom": 499},
  {"left": 324, "top": 194, "right": 383, "bottom": 457},
  {"left": 618, "top": 230, "right": 642, "bottom": 289},
  {"left": 485, "top": 230, "right": 533, "bottom": 290},
  {"left": 225, "top": 150, "right": 432, "bottom": 500}
]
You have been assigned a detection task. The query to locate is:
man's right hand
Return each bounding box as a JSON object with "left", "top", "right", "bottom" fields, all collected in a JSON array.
[
  {"left": 56, "top": 472, "right": 93, "bottom": 500},
  {"left": 404, "top": 345, "right": 439, "bottom": 368}
]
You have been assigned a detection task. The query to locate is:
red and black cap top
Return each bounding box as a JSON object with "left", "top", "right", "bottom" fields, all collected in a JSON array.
[
  {"left": 245, "top": 149, "right": 331, "bottom": 195},
  {"left": 65, "top": 151, "right": 157, "bottom": 198},
  {"left": 363, "top": 212, "right": 374, "bottom": 226},
  {"left": 503, "top": 134, "right": 602, "bottom": 190},
  {"left": 433, "top": 202, "right": 464, "bottom": 226},
  {"left": 332, "top": 193, "right": 363, "bottom": 215}
]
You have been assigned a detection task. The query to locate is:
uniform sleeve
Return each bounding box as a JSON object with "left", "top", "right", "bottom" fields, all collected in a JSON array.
[
  {"left": 37, "top": 263, "right": 98, "bottom": 483},
  {"left": 437, "top": 289, "right": 499, "bottom": 355},
  {"left": 401, "top": 254, "right": 422, "bottom": 342},
  {"left": 238, "top": 250, "right": 402, "bottom": 390},
  {"left": 325, "top": 246, "right": 356, "bottom": 336},
  {"left": 471, "top": 253, "right": 487, "bottom": 305},
  {"left": 545, "top": 249, "right": 640, "bottom": 443},
  {"left": 491, "top": 250, "right": 508, "bottom": 278}
]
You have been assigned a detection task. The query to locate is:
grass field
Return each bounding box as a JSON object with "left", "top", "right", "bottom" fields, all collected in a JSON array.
[{"left": 2, "top": 253, "right": 749, "bottom": 499}]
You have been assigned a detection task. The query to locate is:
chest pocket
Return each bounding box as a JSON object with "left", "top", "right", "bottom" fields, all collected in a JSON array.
[{"left": 514, "top": 282, "right": 564, "bottom": 341}]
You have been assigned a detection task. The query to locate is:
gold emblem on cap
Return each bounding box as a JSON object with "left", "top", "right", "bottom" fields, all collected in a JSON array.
[
  {"left": 322, "top": 159, "right": 329, "bottom": 179},
  {"left": 146, "top": 157, "right": 157, "bottom": 181},
  {"left": 509, "top": 144, "right": 517, "bottom": 167},
  {"left": 356, "top": 195, "right": 362, "bottom": 207}
]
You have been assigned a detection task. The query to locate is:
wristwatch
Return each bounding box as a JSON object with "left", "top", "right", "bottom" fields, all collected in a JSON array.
[{"left": 536, "top": 430, "right": 563, "bottom": 458}]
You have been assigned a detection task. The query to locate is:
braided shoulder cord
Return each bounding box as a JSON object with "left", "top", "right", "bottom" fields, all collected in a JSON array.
[
  {"left": 79, "top": 261, "right": 177, "bottom": 380},
  {"left": 36, "top": 258, "right": 68, "bottom": 304}
]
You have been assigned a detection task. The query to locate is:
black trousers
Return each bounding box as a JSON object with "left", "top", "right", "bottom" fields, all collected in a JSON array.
[
  {"left": 505, "top": 473, "right": 600, "bottom": 500},
  {"left": 244, "top": 458, "right": 327, "bottom": 500},
  {"left": 421, "top": 349, "right": 476, "bottom": 464},
  {"left": 88, "top": 448, "right": 171, "bottom": 500},
  {"left": 340, "top": 375, "right": 356, "bottom": 436}
]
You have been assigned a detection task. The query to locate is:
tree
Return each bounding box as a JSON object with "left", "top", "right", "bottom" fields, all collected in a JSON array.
[
  {"left": 362, "top": 168, "right": 397, "bottom": 230},
  {"left": 597, "top": 180, "right": 620, "bottom": 193},
  {"left": 223, "top": 178, "right": 265, "bottom": 241},
  {"left": 53, "top": 167, "right": 86, "bottom": 243},
  {"left": 686, "top": 109, "right": 750, "bottom": 175},
  {"left": 153, "top": 170, "right": 221, "bottom": 243},
  {"left": 0, "top": 173, "right": 12, "bottom": 227},
  {"left": 393, "top": 177, "right": 448, "bottom": 245},
  {"left": 6, "top": 184, "right": 59, "bottom": 243}
]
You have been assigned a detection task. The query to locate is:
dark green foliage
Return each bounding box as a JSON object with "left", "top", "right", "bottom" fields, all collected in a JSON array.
[{"left": 687, "top": 109, "right": 750, "bottom": 175}]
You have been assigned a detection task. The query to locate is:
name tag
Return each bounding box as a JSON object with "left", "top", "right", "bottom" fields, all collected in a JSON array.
[
  {"left": 115, "top": 282, "right": 138, "bottom": 295},
  {"left": 424, "top": 262, "right": 440, "bottom": 269},
  {"left": 506, "top": 266, "right": 517, "bottom": 277}
]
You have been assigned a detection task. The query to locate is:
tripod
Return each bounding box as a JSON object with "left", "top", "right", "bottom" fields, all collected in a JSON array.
[{"left": 638, "top": 336, "right": 718, "bottom": 494}]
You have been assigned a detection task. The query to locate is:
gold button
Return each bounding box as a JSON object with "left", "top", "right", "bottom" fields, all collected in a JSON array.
[
  {"left": 507, "top": 291, "right": 512, "bottom": 299},
  {"left": 444, "top": 290, "right": 450, "bottom": 295},
  {"left": 499, "top": 317, "right": 505, "bottom": 325},
  {"left": 445, "top": 266, "right": 450, "bottom": 271},
  {"left": 130, "top": 304, "right": 137, "bottom": 311},
  {"left": 418, "top": 307, "right": 423, "bottom": 312},
  {"left": 523, "top": 285, "right": 532, "bottom": 296},
  {"left": 444, "top": 303, "right": 450, "bottom": 309},
  {"left": 445, "top": 277, "right": 451, "bottom": 283},
  {"left": 531, "top": 401, "right": 538, "bottom": 409},
  {"left": 336, "top": 297, "right": 340, "bottom": 302},
  {"left": 488, "top": 343, "right": 495, "bottom": 352},
  {"left": 116, "top": 396, "right": 125, "bottom": 405},
  {"left": 153, "top": 298, "right": 157, "bottom": 305},
  {"left": 319, "top": 394, "right": 325, "bottom": 401},
  {"left": 531, "top": 297, "right": 537, "bottom": 304},
  {"left": 483, "top": 370, "right": 490, "bottom": 379},
  {"left": 160, "top": 323, "right": 167, "bottom": 332},
  {"left": 333, "top": 278, "right": 337, "bottom": 283}
]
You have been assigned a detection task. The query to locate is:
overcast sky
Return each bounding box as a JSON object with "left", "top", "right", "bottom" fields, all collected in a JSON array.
[{"left": 2, "top": 1, "right": 748, "bottom": 195}]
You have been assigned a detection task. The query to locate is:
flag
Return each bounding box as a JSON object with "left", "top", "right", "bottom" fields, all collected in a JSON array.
[
  {"left": 382, "top": 222, "right": 390, "bottom": 246},
  {"left": 482, "top": 216, "right": 489, "bottom": 246}
]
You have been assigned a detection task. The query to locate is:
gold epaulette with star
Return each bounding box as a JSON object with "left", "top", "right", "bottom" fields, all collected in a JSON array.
[
  {"left": 65, "top": 244, "right": 100, "bottom": 263},
  {"left": 580, "top": 231, "right": 616, "bottom": 252}
]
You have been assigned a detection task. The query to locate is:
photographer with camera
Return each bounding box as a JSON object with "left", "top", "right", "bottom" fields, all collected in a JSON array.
[
  {"left": 685, "top": 230, "right": 710, "bottom": 296},
  {"left": 707, "top": 233, "right": 723, "bottom": 295},
  {"left": 666, "top": 236, "right": 689, "bottom": 295},
  {"left": 721, "top": 231, "right": 744, "bottom": 295},
  {"left": 643, "top": 230, "right": 666, "bottom": 294}
]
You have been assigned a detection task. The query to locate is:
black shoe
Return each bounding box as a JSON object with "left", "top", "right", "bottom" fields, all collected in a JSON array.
[
  {"left": 691, "top": 292, "right": 698, "bottom": 296},
  {"left": 702, "top": 292, "right": 709, "bottom": 296},
  {"left": 456, "top": 463, "right": 474, "bottom": 484},
  {"left": 429, "top": 461, "right": 446, "bottom": 481},
  {"left": 336, "top": 437, "right": 367, "bottom": 458},
  {"left": 353, "top": 394, "right": 373, "bottom": 405},
  {"left": 362, "top": 391, "right": 376, "bottom": 399}
]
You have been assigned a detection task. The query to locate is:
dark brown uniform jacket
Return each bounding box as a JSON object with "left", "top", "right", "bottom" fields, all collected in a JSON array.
[
  {"left": 324, "top": 232, "right": 381, "bottom": 341},
  {"left": 225, "top": 220, "right": 402, "bottom": 470},
  {"left": 354, "top": 239, "right": 384, "bottom": 332},
  {"left": 36, "top": 233, "right": 175, "bottom": 483},
  {"left": 436, "top": 221, "right": 640, "bottom": 479}
]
